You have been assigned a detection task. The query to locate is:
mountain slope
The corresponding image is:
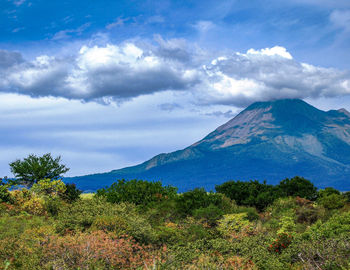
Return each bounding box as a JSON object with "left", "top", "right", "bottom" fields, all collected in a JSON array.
[{"left": 66, "top": 99, "right": 350, "bottom": 191}]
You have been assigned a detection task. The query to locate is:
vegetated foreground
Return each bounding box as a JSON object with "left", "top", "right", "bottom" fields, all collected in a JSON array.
[{"left": 1, "top": 176, "right": 350, "bottom": 269}]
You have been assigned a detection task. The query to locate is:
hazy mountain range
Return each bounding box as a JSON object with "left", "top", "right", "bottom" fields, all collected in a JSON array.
[{"left": 66, "top": 99, "right": 350, "bottom": 191}]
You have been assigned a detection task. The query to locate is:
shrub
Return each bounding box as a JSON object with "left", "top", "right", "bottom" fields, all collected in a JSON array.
[
  {"left": 59, "top": 183, "right": 82, "bottom": 202},
  {"left": 318, "top": 193, "right": 346, "bottom": 209},
  {"left": 217, "top": 213, "right": 252, "bottom": 239},
  {"left": 96, "top": 179, "right": 177, "bottom": 206},
  {"left": 41, "top": 231, "right": 161, "bottom": 269},
  {"left": 305, "top": 211, "right": 350, "bottom": 239},
  {"left": 277, "top": 216, "right": 296, "bottom": 234},
  {"left": 216, "top": 180, "right": 279, "bottom": 211},
  {"left": 193, "top": 204, "right": 224, "bottom": 226},
  {"left": 278, "top": 176, "right": 317, "bottom": 200},
  {"left": 43, "top": 197, "right": 62, "bottom": 216},
  {"left": 268, "top": 233, "right": 293, "bottom": 254},
  {"left": 22, "top": 197, "right": 46, "bottom": 216},
  {"left": 31, "top": 179, "right": 66, "bottom": 196},
  {"left": 91, "top": 215, "right": 128, "bottom": 234},
  {"left": 175, "top": 188, "right": 232, "bottom": 216},
  {"left": 0, "top": 185, "right": 11, "bottom": 203},
  {"left": 56, "top": 199, "right": 156, "bottom": 244}
]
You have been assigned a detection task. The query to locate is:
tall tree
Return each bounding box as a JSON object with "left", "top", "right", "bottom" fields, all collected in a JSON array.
[{"left": 9, "top": 153, "right": 69, "bottom": 187}]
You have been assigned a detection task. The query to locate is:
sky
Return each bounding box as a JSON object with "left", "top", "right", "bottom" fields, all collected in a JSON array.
[{"left": 1, "top": 0, "right": 350, "bottom": 177}]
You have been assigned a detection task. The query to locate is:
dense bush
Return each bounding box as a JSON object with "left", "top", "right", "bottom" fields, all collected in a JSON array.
[
  {"left": 96, "top": 179, "right": 177, "bottom": 205},
  {"left": 59, "top": 183, "right": 82, "bottom": 202},
  {"left": 278, "top": 176, "right": 317, "bottom": 200},
  {"left": 31, "top": 178, "right": 66, "bottom": 196},
  {"left": 175, "top": 188, "right": 234, "bottom": 216},
  {"left": 216, "top": 180, "right": 279, "bottom": 211}
]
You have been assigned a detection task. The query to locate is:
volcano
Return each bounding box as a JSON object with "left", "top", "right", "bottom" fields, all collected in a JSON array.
[{"left": 67, "top": 99, "right": 350, "bottom": 191}]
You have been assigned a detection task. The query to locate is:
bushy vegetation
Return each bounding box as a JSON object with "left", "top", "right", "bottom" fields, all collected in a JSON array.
[{"left": 1, "top": 175, "right": 350, "bottom": 269}]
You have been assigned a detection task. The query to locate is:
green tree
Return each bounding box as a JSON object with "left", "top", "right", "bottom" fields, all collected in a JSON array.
[
  {"left": 215, "top": 180, "right": 279, "bottom": 211},
  {"left": 9, "top": 153, "right": 69, "bottom": 187},
  {"left": 278, "top": 176, "right": 317, "bottom": 200},
  {"left": 96, "top": 179, "right": 177, "bottom": 206}
]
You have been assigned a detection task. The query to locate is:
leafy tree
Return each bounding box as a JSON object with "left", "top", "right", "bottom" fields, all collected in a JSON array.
[
  {"left": 175, "top": 188, "right": 231, "bottom": 216},
  {"left": 278, "top": 176, "right": 317, "bottom": 200},
  {"left": 9, "top": 153, "right": 69, "bottom": 187},
  {"left": 96, "top": 179, "right": 177, "bottom": 206},
  {"left": 317, "top": 187, "right": 340, "bottom": 198},
  {"left": 215, "top": 180, "right": 279, "bottom": 211},
  {"left": 60, "top": 183, "right": 82, "bottom": 202}
]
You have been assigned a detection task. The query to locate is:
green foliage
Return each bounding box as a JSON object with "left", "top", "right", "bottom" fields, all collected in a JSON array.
[
  {"left": 278, "top": 176, "right": 317, "bottom": 200},
  {"left": 96, "top": 179, "right": 177, "bottom": 205},
  {"left": 9, "top": 153, "right": 69, "bottom": 187},
  {"left": 59, "top": 183, "right": 82, "bottom": 202},
  {"left": 0, "top": 186, "right": 11, "bottom": 203},
  {"left": 1, "top": 176, "right": 350, "bottom": 270},
  {"left": 268, "top": 233, "right": 293, "bottom": 254},
  {"left": 318, "top": 187, "right": 341, "bottom": 197},
  {"left": 277, "top": 216, "right": 296, "bottom": 234},
  {"left": 217, "top": 213, "right": 252, "bottom": 238},
  {"left": 216, "top": 180, "right": 279, "bottom": 211},
  {"left": 31, "top": 178, "right": 66, "bottom": 196},
  {"left": 175, "top": 188, "right": 234, "bottom": 216},
  {"left": 193, "top": 204, "right": 224, "bottom": 226},
  {"left": 343, "top": 191, "right": 350, "bottom": 202},
  {"left": 318, "top": 193, "right": 346, "bottom": 209},
  {"left": 317, "top": 188, "right": 346, "bottom": 209}
]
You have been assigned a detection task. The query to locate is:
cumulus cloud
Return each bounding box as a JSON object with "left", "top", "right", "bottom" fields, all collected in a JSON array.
[
  {"left": 199, "top": 46, "right": 350, "bottom": 106},
  {"left": 0, "top": 41, "right": 200, "bottom": 101},
  {"left": 0, "top": 42, "right": 349, "bottom": 107}
]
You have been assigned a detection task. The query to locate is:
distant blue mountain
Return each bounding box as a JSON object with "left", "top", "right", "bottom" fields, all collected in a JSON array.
[{"left": 65, "top": 99, "right": 350, "bottom": 192}]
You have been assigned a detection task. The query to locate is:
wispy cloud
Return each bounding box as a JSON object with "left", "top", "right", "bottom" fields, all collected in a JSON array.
[
  {"left": 330, "top": 10, "right": 350, "bottom": 32},
  {"left": 52, "top": 23, "right": 91, "bottom": 40},
  {"left": 11, "top": 0, "right": 26, "bottom": 7},
  {"left": 105, "top": 17, "right": 129, "bottom": 30}
]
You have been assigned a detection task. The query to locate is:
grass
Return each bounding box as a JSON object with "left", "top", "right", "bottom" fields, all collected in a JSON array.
[{"left": 80, "top": 193, "right": 94, "bottom": 200}]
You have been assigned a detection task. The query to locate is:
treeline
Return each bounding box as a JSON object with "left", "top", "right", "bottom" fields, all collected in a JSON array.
[{"left": 96, "top": 176, "right": 349, "bottom": 212}]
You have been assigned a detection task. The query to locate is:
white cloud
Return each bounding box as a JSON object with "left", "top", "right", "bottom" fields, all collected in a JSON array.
[
  {"left": 247, "top": 46, "right": 293, "bottom": 60},
  {"left": 199, "top": 47, "right": 350, "bottom": 106}
]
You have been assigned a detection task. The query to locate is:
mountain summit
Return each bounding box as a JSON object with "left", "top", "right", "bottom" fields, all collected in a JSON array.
[{"left": 68, "top": 99, "right": 350, "bottom": 191}]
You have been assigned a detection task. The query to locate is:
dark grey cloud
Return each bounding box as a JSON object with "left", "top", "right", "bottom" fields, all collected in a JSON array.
[
  {"left": 0, "top": 50, "right": 24, "bottom": 69},
  {"left": 0, "top": 42, "right": 200, "bottom": 100}
]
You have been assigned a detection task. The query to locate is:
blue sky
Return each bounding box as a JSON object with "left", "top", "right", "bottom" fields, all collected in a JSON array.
[{"left": 0, "top": 0, "right": 350, "bottom": 177}]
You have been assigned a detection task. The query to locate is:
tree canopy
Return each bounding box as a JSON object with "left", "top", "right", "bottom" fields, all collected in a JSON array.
[{"left": 9, "top": 153, "right": 69, "bottom": 187}]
